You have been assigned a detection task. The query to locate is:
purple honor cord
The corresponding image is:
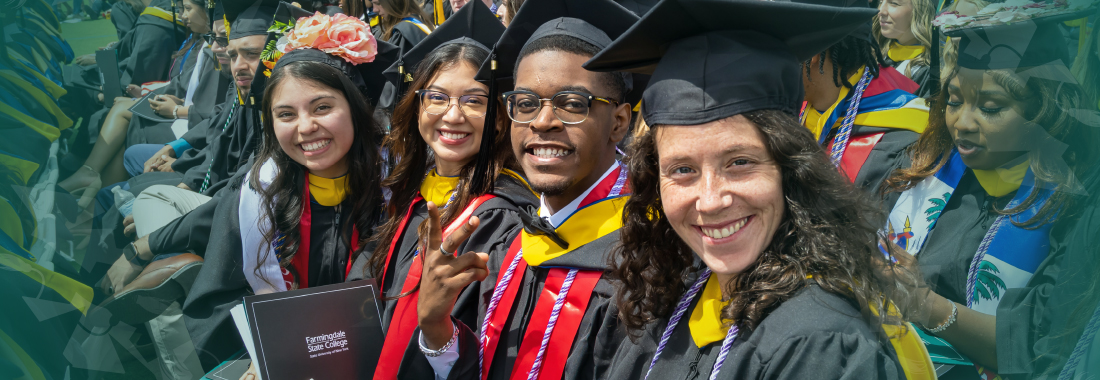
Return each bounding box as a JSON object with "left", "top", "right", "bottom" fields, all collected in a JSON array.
[
  {"left": 478, "top": 164, "right": 628, "bottom": 379},
  {"left": 644, "top": 268, "right": 740, "bottom": 380},
  {"left": 828, "top": 70, "right": 874, "bottom": 168}
]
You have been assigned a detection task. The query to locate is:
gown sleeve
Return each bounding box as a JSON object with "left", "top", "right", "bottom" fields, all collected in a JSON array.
[{"left": 746, "top": 331, "right": 906, "bottom": 379}]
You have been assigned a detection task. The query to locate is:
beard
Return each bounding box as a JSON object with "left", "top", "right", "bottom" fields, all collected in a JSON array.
[{"left": 528, "top": 174, "right": 573, "bottom": 197}]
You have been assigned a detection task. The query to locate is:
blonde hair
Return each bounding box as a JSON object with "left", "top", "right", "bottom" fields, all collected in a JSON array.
[{"left": 873, "top": 0, "right": 937, "bottom": 75}]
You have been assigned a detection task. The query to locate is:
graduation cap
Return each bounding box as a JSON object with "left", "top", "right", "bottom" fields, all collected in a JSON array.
[
  {"left": 225, "top": 0, "right": 279, "bottom": 40},
  {"left": 939, "top": 3, "right": 1098, "bottom": 71},
  {"left": 266, "top": 2, "right": 402, "bottom": 107},
  {"left": 470, "top": 0, "right": 641, "bottom": 191},
  {"left": 614, "top": 0, "right": 661, "bottom": 16},
  {"left": 383, "top": 0, "right": 505, "bottom": 96},
  {"left": 584, "top": 0, "right": 876, "bottom": 126},
  {"left": 208, "top": 0, "right": 225, "bottom": 28}
]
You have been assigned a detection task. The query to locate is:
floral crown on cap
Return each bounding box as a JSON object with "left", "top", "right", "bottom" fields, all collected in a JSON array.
[
  {"left": 261, "top": 12, "right": 379, "bottom": 77},
  {"left": 934, "top": 0, "right": 1096, "bottom": 33}
]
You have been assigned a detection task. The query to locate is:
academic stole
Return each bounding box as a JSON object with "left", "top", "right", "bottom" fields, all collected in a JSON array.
[
  {"left": 480, "top": 196, "right": 628, "bottom": 380},
  {"left": 885, "top": 151, "right": 1054, "bottom": 378},
  {"left": 280, "top": 174, "right": 359, "bottom": 289},
  {"left": 373, "top": 193, "right": 496, "bottom": 380}
]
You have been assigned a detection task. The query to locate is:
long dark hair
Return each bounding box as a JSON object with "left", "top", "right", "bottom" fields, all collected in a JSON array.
[
  {"left": 171, "top": 0, "right": 207, "bottom": 61},
  {"left": 805, "top": 35, "right": 887, "bottom": 89},
  {"left": 378, "top": 0, "right": 434, "bottom": 42},
  {"left": 367, "top": 43, "right": 513, "bottom": 281},
  {"left": 249, "top": 60, "right": 385, "bottom": 289},
  {"left": 613, "top": 110, "right": 907, "bottom": 337},
  {"left": 884, "top": 65, "right": 1099, "bottom": 227}
]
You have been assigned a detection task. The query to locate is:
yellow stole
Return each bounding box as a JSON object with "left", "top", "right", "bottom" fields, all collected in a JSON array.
[
  {"left": 887, "top": 41, "right": 925, "bottom": 63},
  {"left": 688, "top": 275, "right": 730, "bottom": 347},
  {"left": 972, "top": 159, "right": 1029, "bottom": 198},
  {"left": 140, "top": 6, "right": 187, "bottom": 26},
  {"left": 419, "top": 169, "right": 460, "bottom": 206},
  {"left": 307, "top": 173, "right": 348, "bottom": 207},
  {"left": 520, "top": 196, "right": 629, "bottom": 267}
]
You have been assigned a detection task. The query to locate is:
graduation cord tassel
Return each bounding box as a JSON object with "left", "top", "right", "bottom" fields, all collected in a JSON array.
[
  {"left": 480, "top": 249, "right": 525, "bottom": 380},
  {"left": 644, "top": 268, "right": 740, "bottom": 380},
  {"left": 479, "top": 172, "right": 627, "bottom": 379},
  {"left": 525, "top": 269, "right": 579, "bottom": 380},
  {"left": 199, "top": 99, "right": 238, "bottom": 193},
  {"left": 827, "top": 70, "right": 873, "bottom": 168},
  {"left": 964, "top": 213, "right": 1009, "bottom": 308}
]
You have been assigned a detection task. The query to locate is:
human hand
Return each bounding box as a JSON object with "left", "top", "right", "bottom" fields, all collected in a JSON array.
[
  {"left": 126, "top": 84, "right": 142, "bottom": 98},
  {"left": 73, "top": 54, "right": 96, "bottom": 66},
  {"left": 101, "top": 255, "right": 142, "bottom": 295},
  {"left": 877, "top": 239, "right": 938, "bottom": 326},
  {"left": 144, "top": 145, "right": 176, "bottom": 173},
  {"left": 123, "top": 215, "right": 136, "bottom": 238},
  {"left": 177, "top": 182, "right": 191, "bottom": 191},
  {"left": 417, "top": 202, "right": 487, "bottom": 349}
]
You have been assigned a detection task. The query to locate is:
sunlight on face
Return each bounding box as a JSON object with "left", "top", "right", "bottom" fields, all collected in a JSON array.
[{"left": 271, "top": 76, "right": 355, "bottom": 178}]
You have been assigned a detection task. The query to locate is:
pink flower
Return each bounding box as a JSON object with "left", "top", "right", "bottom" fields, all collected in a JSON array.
[
  {"left": 286, "top": 12, "right": 332, "bottom": 51},
  {"left": 318, "top": 14, "right": 378, "bottom": 64}
]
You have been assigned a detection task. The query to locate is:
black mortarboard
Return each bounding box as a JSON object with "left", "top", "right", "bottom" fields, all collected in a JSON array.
[
  {"left": 584, "top": 0, "right": 876, "bottom": 126},
  {"left": 942, "top": 6, "right": 1097, "bottom": 71},
  {"left": 383, "top": 0, "right": 505, "bottom": 90},
  {"left": 474, "top": 0, "right": 643, "bottom": 103},
  {"left": 225, "top": 0, "right": 279, "bottom": 40},
  {"left": 209, "top": 0, "right": 225, "bottom": 27},
  {"left": 265, "top": 2, "right": 401, "bottom": 107}
]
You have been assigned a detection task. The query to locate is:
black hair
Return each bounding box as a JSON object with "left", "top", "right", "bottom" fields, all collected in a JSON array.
[
  {"left": 806, "top": 35, "right": 887, "bottom": 89},
  {"left": 516, "top": 34, "right": 629, "bottom": 102},
  {"left": 250, "top": 60, "right": 385, "bottom": 289}
]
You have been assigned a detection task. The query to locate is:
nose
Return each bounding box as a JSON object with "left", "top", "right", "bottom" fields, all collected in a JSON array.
[
  {"left": 951, "top": 105, "right": 982, "bottom": 137},
  {"left": 297, "top": 113, "right": 321, "bottom": 135},
  {"left": 529, "top": 99, "right": 562, "bottom": 133},
  {"left": 440, "top": 98, "right": 467, "bottom": 125},
  {"left": 695, "top": 170, "right": 734, "bottom": 215}
]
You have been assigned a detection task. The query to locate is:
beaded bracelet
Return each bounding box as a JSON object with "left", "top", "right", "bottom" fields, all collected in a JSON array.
[{"left": 926, "top": 302, "right": 958, "bottom": 334}]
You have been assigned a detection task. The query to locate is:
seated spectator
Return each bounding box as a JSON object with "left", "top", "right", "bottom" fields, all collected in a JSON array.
[{"left": 374, "top": 0, "right": 434, "bottom": 52}]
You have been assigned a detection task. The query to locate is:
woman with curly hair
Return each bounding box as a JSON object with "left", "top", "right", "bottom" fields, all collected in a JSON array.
[
  {"left": 879, "top": 9, "right": 1100, "bottom": 379},
  {"left": 584, "top": 0, "right": 922, "bottom": 378}
]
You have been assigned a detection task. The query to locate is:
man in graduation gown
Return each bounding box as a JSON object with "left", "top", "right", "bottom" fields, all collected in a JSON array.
[
  {"left": 116, "top": 0, "right": 186, "bottom": 89},
  {"left": 799, "top": 0, "right": 929, "bottom": 194},
  {"left": 405, "top": 0, "right": 642, "bottom": 379}
]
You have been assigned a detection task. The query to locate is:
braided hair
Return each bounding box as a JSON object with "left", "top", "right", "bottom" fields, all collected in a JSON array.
[{"left": 805, "top": 35, "right": 887, "bottom": 89}]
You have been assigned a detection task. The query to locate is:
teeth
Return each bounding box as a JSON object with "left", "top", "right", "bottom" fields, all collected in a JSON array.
[
  {"left": 701, "top": 218, "right": 749, "bottom": 239},
  {"left": 440, "top": 131, "right": 469, "bottom": 140},
  {"left": 532, "top": 148, "right": 570, "bottom": 158},
  {"left": 302, "top": 139, "right": 330, "bottom": 152}
]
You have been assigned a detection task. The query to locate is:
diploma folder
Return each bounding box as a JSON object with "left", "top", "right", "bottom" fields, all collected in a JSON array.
[{"left": 245, "top": 280, "right": 386, "bottom": 380}]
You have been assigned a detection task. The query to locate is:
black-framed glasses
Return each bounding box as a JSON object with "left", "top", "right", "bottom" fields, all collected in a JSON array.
[
  {"left": 415, "top": 90, "right": 490, "bottom": 118},
  {"left": 202, "top": 33, "right": 228, "bottom": 48},
  {"left": 502, "top": 90, "right": 618, "bottom": 125}
]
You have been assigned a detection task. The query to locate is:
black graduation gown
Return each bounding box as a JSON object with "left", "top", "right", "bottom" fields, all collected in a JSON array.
[
  {"left": 117, "top": 0, "right": 185, "bottom": 87},
  {"left": 126, "top": 45, "right": 230, "bottom": 145},
  {"left": 175, "top": 95, "right": 260, "bottom": 195},
  {"left": 183, "top": 175, "right": 358, "bottom": 371},
  {"left": 345, "top": 173, "right": 539, "bottom": 332},
  {"left": 110, "top": 1, "right": 139, "bottom": 40},
  {"left": 883, "top": 169, "right": 1056, "bottom": 379},
  {"left": 388, "top": 21, "right": 430, "bottom": 54},
  {"left": 146, "top": 161, "right": 252, "bottom": 259},
  {"left": 830, "top": 124, "right": 920, "bottom": 195},
  {"left": 994, "top": 193, "right": 1100, "bottom": 378},
  {"left": 604, "top": 282, "right": 907, "bottom": 380},
  {"left": 397, "top": 206, "right": 627, "bottom": 380}
]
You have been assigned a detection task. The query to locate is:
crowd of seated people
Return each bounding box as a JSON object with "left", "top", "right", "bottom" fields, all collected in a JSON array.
[{"left": 2, "top": 0, "right": 1100, "bottom": 379}]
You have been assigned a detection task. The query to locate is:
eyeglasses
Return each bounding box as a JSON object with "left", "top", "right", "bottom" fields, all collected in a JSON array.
[
  {"left": 202, "top": 33, "right": 228, "bottom": 47},
  {"left": 415, "top": 90, "right": 489, "bottom": 118},
  {"left": 502, "top": 90, "right": 618, "bottom": 124}
]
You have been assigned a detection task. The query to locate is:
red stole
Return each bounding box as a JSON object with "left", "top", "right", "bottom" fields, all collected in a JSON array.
[
  {"left": 281, "top": 175, "right": 359, "bottom": 289},
  {"left": 373, "top": 193, "right": 497, "bottom": 380},
  {"left": 826, "top": 132, "right": 884, "bottom": 183}
]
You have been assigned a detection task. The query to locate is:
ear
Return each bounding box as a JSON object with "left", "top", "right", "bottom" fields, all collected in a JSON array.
[{"left": 609, "top": 102, "right": 632, "bottom": 145}]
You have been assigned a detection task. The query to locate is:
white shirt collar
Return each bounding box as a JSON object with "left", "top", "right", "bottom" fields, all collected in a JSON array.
[{"left": 538, "top": 161, "right": 620, "bottom": 228}]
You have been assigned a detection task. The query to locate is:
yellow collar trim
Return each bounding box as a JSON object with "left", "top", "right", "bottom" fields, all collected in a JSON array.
[
  {"left": 804, "top": 67, "right": 864, "bottom": 140},
  {"left": 520, "top": 196, "right": 629, "bottom": 267},
  {"left": 688, "top": 275, "right": 730, "bottom": 348},
  {"left": 972, "top": 159, "right": 1029, "bottom": 198},
  {"left": 887, "top": 42, "right": 925, "bottom": 63},
  {"left": 420, "top": 169, "right": 460, "bottom": 207},
  {"left": 308, "top": 173, "right": 348, "bottom": 207},
  {"left": 141, "top": 7, "right": 187, "bottom": 26}
]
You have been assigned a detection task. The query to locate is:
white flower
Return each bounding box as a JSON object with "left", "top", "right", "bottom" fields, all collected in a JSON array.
[
  {"left": 990, "top": 10, "right": 1020, "bottom": 22},
  {"left": 934, "top": 13, "right": 967, "bottom": 27},
  {"left": 276, "top": 35, "right": 290, "bottom": 54}
]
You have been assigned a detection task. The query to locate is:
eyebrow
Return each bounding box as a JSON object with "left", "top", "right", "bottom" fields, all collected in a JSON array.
[
  {"left": 239, "top": 47, "right": 264, "bottom": 54},
  {"left": 273, "top": 95, "right": 336, "bottom": 109},
  {"left": 426, "top": 85, "right": 488, "bottom": 95},
  {"left": 660, "top": 143, "right": 765, "bottom": 162},
  {"left": 514, "top": 85, "right": 594, "bottom": 97}
]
